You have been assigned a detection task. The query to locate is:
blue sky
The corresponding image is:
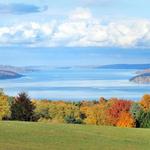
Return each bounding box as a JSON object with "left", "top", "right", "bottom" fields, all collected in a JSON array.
[
  {"left": 1, "top": 0, "right": 150, "bottom": 21},
  {"left": 0, "top": 0, "right": 150, "bottom": 65},
  {"left": 0, "top": 0, "right": 150, "bottom": 48},
  {"left": 1, "top": 0, "right": 150, "bottom": 16},
  {"left": 0, "top": 47, "right": 150, "bottom": 66}
]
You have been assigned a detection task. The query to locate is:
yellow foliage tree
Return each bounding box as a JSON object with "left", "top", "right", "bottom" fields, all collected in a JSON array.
[
  {"left": 81, "top": 102, "right": 110, "bottom": 125},
  {"left": 117, "top": 112, "right": 135, "bottom": 128},
  {"left": 33, "top": 100, "right": 81, "bottom": 123},
  {"left": 0, "top": 92, "right": 10, "bottom": 120},
  {"left": 140, "top": 94, "right": 150, "bottom": 111}
]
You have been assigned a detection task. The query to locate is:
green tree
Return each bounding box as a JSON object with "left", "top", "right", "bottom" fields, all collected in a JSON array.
[
  {"left": 130, "top": 103, "right": 141, "bottom": 120},
  {"left": 130, "top": 103, "right": 141, "bottom": 127},
  {"left": 11, "top": 92, "right": 35, "bottom": 121},
  {"left": 137, "top": 110, "right": 150, "bottom": 128}
]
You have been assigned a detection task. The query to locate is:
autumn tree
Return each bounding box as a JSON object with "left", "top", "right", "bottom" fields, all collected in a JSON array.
[
  {"left": 81, "top": 104, "right": 101, "bottom": 125},
  {"left": 107, "top": 99, "right": 132, "bottom": 126},
  {"left": 33, "top": 100, "right": 51, "bottom": 120},
  {"left": 140, "top": 94, "right": 150, "bottom": 111},
  {"left": 0, "top": 90, "right": 10, "bottom": 120},
  {"left": 64, "top": 103, "right": 82, "bottom": 124},
  {"left": 117, "top": 112, "right": 135, "bottom": 128},
  {"left": 34, "top": 100, "right": 82, "bottom": 123},
  {"left": 80, "top": 100, "right": 110, "bottom": 125}
]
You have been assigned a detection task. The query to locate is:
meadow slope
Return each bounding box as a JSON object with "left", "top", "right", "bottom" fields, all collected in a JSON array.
[{"left": 0, "top": 121, "right": 150, "bottom": 150}]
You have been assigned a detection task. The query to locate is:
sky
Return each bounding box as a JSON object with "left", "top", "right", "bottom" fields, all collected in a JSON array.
[
  {"left": 0, "top": 0, "right": 150, "bottom": 65},
  {"left": 0, "top": 0, "right": 150, "bottom": 48},
  {"left": 0, "top": 47, "right": 150, "bottom": 66}
]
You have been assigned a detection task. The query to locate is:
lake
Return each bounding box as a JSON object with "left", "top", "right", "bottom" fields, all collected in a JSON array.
[{"left": 0, "top": 68, "right": 150, "bottom": 101}]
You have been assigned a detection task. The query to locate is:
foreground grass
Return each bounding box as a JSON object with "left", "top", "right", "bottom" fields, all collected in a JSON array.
[{"left": 0, "top": 121, "right": 150, "bottom": 150}]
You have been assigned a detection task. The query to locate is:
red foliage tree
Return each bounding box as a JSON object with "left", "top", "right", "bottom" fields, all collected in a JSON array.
[{"left": 107, "top": 99, "right": 132, "bottom": 126}]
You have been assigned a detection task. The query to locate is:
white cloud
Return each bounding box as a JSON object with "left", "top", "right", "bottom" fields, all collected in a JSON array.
[
  {"left": 0, "top": 7, "right": 150, "bottom": 48},
  {"left": 0, "top": 21, "right": 56, "bottom": 46}
]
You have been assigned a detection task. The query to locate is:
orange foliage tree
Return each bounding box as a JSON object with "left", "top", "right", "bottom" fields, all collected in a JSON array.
[
  {"left": 117, "top": 112, "right": 135, "bottom": 128},
  {"left": 140, "top": 94, "right": 150, "bottom": 111}
]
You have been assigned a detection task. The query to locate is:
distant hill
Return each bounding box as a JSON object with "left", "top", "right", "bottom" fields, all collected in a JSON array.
[
  {"left": 0, "top": 65, "right": 41, "bottom": 80},
  {"left": 136, "top": 68, "right": 150, "bottom": 74},
  {"left": 130, "top": 73, "right": 150, "bottom": 84},
  {"left": 0, "top": 65, "right": 39, "bottom": 73},
  {"left": 50, "top": 64, "right": 150, "bottom": 70},
  {"left": 130, "top": 68, "right": 150, "bottom": 84},
  {"left": 99, "top": 64, "right": 150, "bottom": 69},
  {"left": 0, "top": 70, "right": 23, "bottom": 80}
]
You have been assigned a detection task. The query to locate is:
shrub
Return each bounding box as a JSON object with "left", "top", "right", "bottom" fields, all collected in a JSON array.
[{"left": 64, "top": 115, "right": 83, "bottom": 124}]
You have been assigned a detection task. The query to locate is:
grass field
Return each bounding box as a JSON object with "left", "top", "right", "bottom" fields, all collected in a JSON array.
[{"left": 0, "top": 121, "right": 150, "bottom": 150}]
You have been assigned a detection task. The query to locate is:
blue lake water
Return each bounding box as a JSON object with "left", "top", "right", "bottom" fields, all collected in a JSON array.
[{"left": 0, "top": 68, "right": 150, "bottom": 101}]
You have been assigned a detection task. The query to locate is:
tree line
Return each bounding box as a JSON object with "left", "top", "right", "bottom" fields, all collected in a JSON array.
[{"left": 0, "top": 90, "right": 150, "bottom": 128}]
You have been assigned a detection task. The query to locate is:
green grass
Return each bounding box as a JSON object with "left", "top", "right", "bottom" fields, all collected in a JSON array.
[{"left": 0, "top": 121, "right": 150, "bottom": 150}]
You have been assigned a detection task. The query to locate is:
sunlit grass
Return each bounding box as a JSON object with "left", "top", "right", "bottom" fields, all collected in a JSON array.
[{"left": 0, "top": 121, "right": 150, "bottom": 150}]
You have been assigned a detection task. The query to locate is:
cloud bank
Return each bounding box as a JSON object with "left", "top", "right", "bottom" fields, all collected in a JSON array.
[{"left": 0, "top": 7, "right": 150, "bottom": 48}]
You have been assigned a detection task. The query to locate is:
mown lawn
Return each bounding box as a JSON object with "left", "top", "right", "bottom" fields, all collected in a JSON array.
[{"left": 0, "top": 121, "right": 150, "bottom": 150}]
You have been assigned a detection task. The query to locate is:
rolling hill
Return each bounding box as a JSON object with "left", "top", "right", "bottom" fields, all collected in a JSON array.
[
  {"left": 0, "top": 121, "right": 150, "bottom": 150},
  {"left": 0, "top": 70, "right": 23, "bottom": 80}
]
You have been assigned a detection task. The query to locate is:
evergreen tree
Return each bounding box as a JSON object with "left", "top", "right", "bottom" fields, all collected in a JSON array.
[
  {"left": 11, "top": 92, "right": 35, "bottom": 121},
  {"left": 137, "top": 110, "right": 150, "bottom": 128}
]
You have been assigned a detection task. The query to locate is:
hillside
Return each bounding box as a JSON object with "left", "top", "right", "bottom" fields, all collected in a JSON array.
[
  {"left": 136, "top": 68, "right": 150, "bottom": 74},
  {"left": 99, "top": 64, "right": 150, "bottom": 69},
  {"left": 130, "top": 69, "right": 150, "bottom": 84},
  {"left": 0, "top": 65, "right": 40, "bottom": 80},
  {"left": 0, "top": 65, "right": 38, "bottom": 73},
  {"left": 55, "top": 64, "right": 150, "bottom": 70},
  {"left": 0, "top": 70, "right": 23, "bottom": 80},
  {"left": 0, "top": 121, "right": 150, "bottom": 150},
  {"left": 130, "top": 73, "right": 150, "bottom": 84}
]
